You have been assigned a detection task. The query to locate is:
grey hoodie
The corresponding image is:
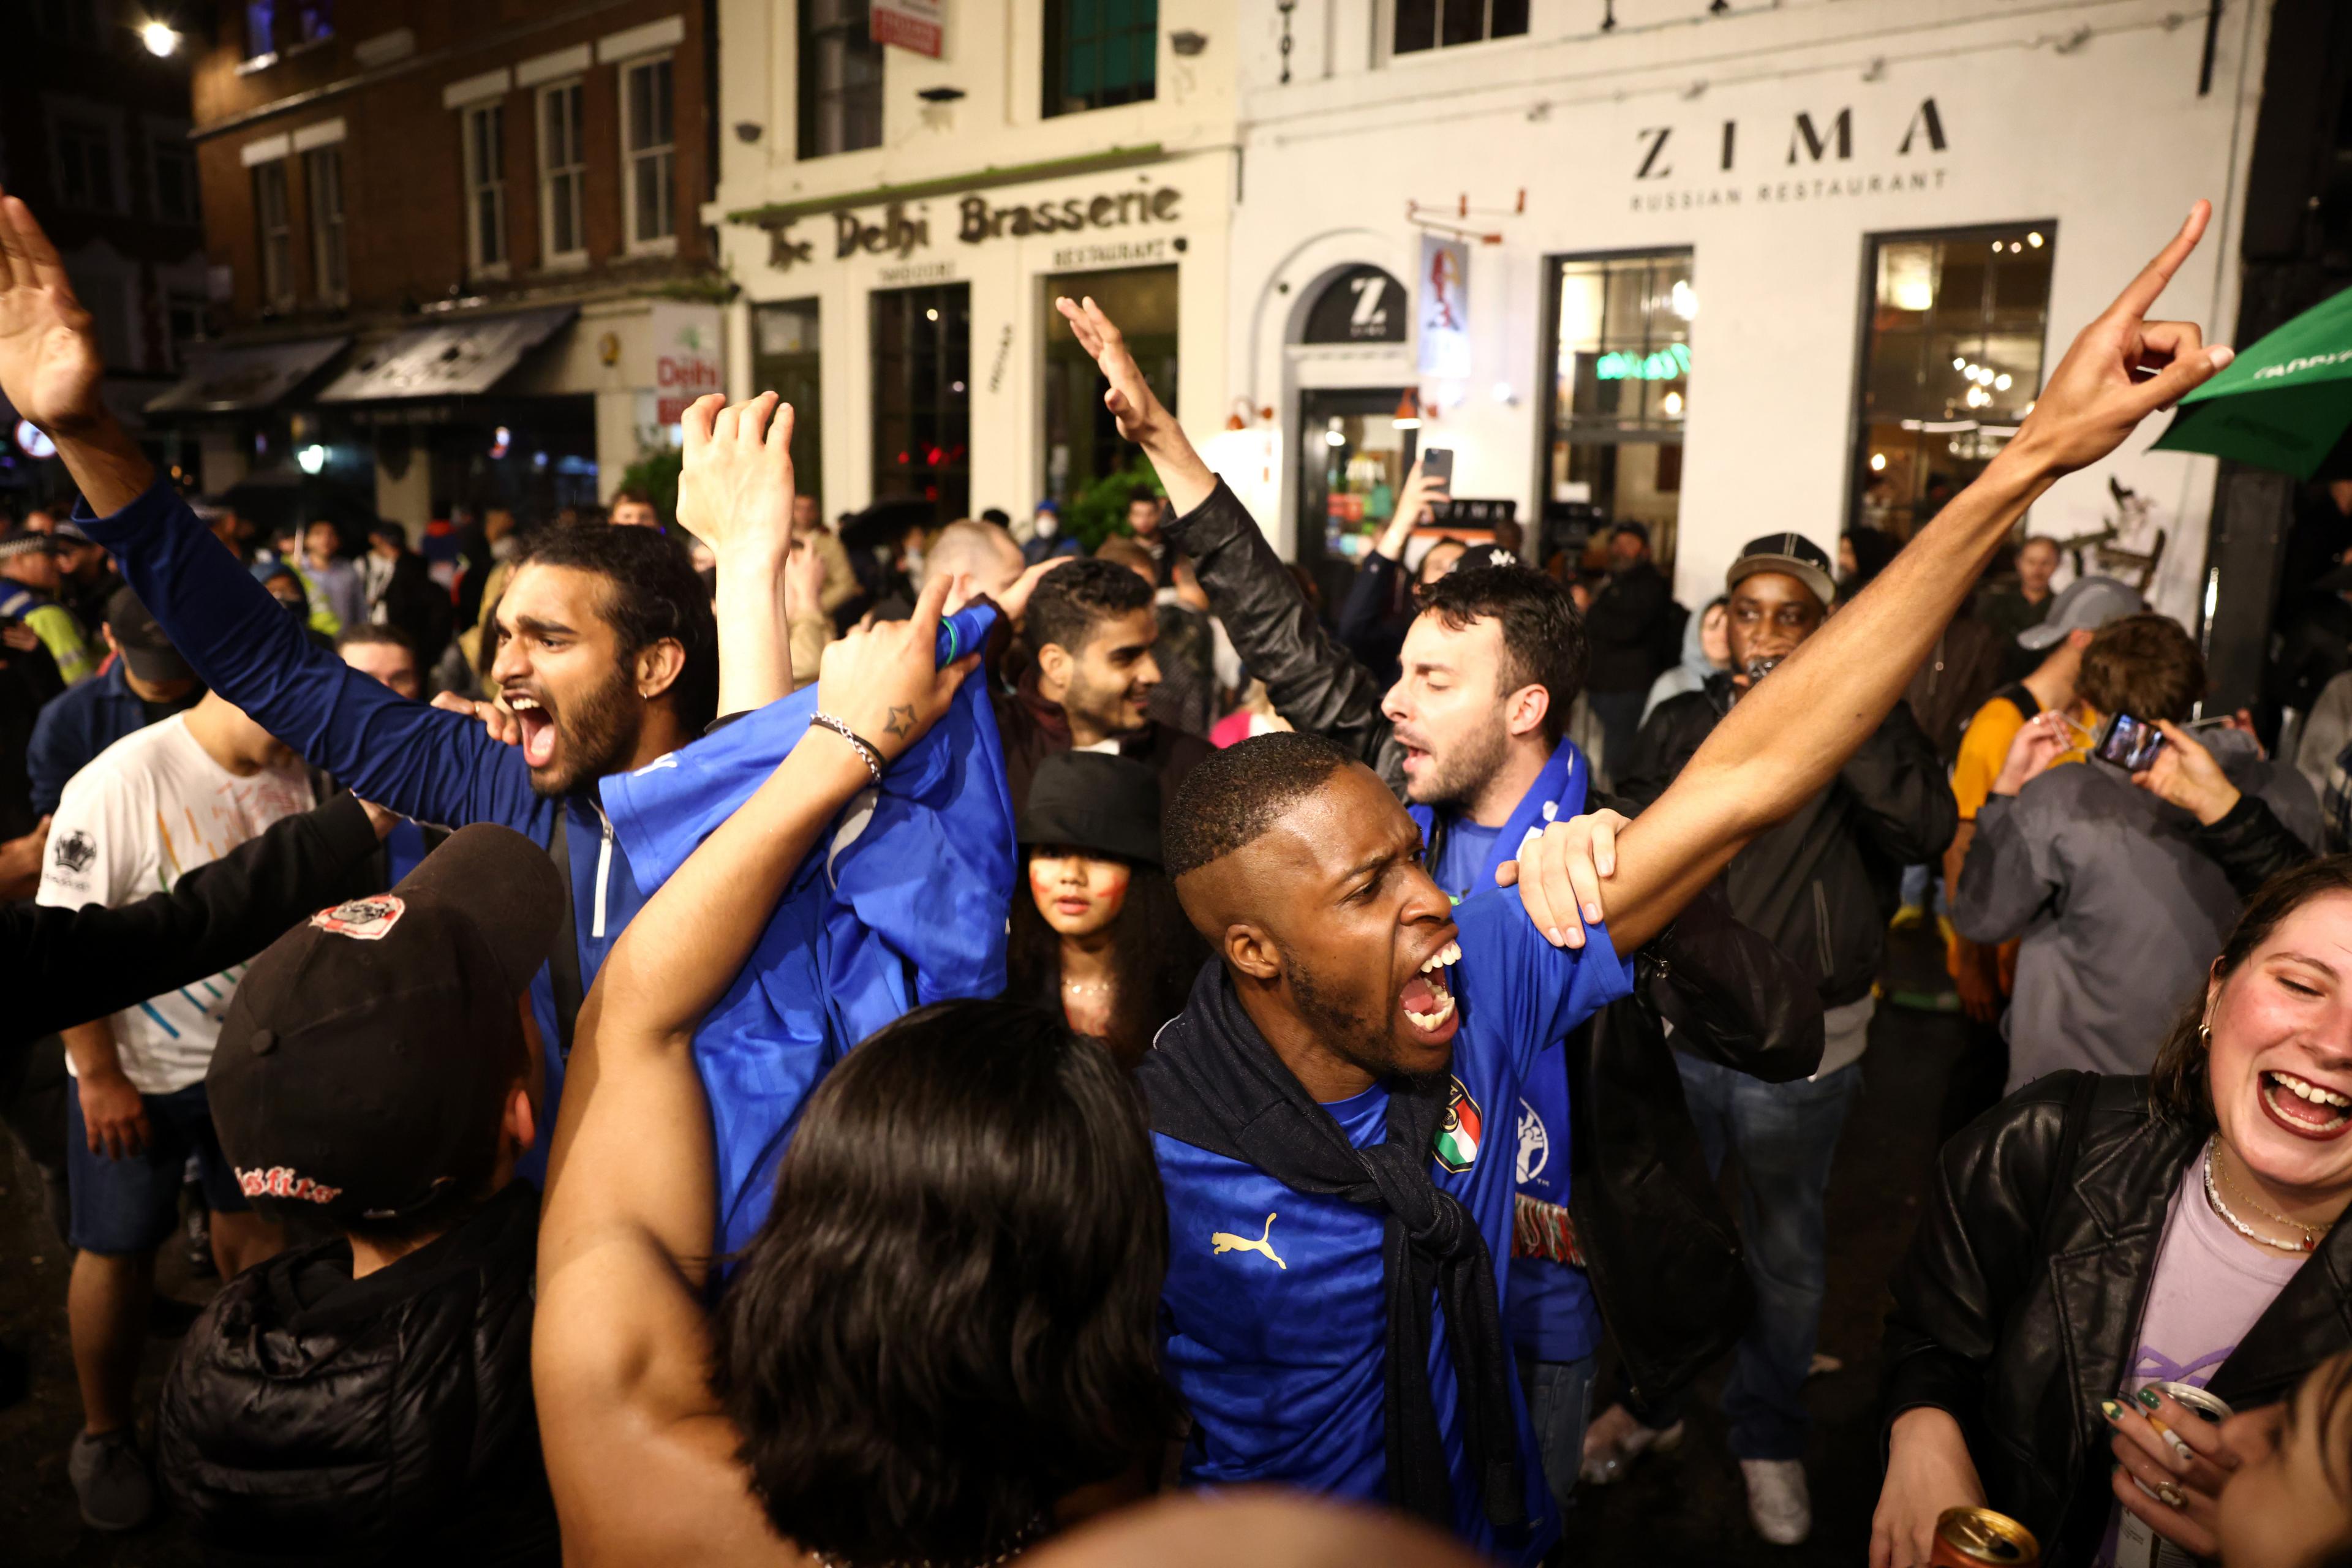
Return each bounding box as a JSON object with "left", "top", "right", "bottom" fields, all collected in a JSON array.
[
  {"left": 1640, "top": 604, "right": 1724, "bottom": 725},
  {"left": 1951, "top": 728, "right": 2321, "bottom": 1090}
]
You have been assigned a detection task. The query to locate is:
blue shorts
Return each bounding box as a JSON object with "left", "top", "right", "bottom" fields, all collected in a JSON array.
[{"left": 66, "top": 1080, "right": 249, "bottom": 1256}]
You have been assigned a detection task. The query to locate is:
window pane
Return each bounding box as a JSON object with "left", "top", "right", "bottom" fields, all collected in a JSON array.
[
  {"left": 1439, "top": 0, "right": 1483, "bottom": 48},
  {"left": 652, "top": 62, "right": 674, "bottom": 147},
  {"left": 1393, "top": 0, "right": 1436, "bottom": 52},
  {"left": 635, "top": 157, "right": 658, "bottom": 241},
  {"left": 1491, "top": 0, "right": 1529, "bottom": 37}
]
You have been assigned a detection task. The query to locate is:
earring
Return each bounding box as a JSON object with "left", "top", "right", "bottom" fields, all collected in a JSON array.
[{"left": 2198, "top": 1022, "right": 2213, "bottom": 1048}]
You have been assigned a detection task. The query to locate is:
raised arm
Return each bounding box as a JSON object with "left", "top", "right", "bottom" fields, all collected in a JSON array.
[
  {"left": 1509, "top": 203, "right": 2231, "bottom": 953},
  {"left": 676, "top": 391, "right": 797, "bottom": 717},
  {"left": 0, "top": 190, "right": 538, "bottom": 828},
  {"left": 1055, "top": 295, "right": 1401, "bottom": 772},
  {"left": 533, "top": 577, "right": 977, "bottom": 1548}
]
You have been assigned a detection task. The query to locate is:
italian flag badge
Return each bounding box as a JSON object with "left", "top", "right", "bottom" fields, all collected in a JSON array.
[{"left": 1433, "top": 1077, "right": 1482, "bottom": 1172}]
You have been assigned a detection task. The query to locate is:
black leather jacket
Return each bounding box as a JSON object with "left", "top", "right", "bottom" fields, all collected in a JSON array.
[
  {"left": 1883, "top": 1072, "right": 2352, "bottom": 1566},
  {"left": 159, "top": 1181, "right": 557, "bottom": 1567},
  {"left": 1167, "top": 480, "right": 1823, "bottom": 1400}
]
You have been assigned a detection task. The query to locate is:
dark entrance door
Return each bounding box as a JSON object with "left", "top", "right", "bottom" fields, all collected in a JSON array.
[{"left": 1295, "top": 386, "right": 1415, "bottom": 611}]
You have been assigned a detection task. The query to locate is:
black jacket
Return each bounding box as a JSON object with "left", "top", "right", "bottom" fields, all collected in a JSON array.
[
  {"left": 1619, "top": 677, "right": 1957, "bottom": 1008},
  {"left": 1883, "top": 1073, "right": 2352, "bottom": 1566},
  {"left": 1582, "top": 560, "right": 1676, "bottom": 694},
  {"left": 1164, "top": 480, "right": 1823, "bottom": 1397},
  {"left": 159, "top": 1180, "right": 557, "bottom": 1567},
  {"left": 7, "top": 792, "right": 382, "bottom": 1055},
  {"left": 2190, "top": 791, "right": 2316, "bottom": 897}
]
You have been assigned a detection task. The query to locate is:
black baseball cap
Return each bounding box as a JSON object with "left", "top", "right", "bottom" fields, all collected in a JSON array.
[
  {"left": 208, "top": 823, "right": 562, "bottom": 1227},
  {"left": 102, "top": 584, "right": 195, "bottom": 685},
  {"left": 1727, "top": 532, "right": 1838, "bottom": 608},
  {"left": 1019, "top": 752, "right": 1163, "bottom": 866}
]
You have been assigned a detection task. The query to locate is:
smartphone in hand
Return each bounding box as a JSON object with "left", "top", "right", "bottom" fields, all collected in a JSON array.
[
  {"left": 2094, "top": 712, "right": 2166, "bottom": 772},
  {"left": 1421, "top": 448, "right": 1454, "bottom": 487}
]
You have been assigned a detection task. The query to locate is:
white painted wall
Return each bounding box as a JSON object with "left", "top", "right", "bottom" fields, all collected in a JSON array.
[
  {"left": 707, "top": 0, "right": 1239, "bottom": 518},
  {"left": 1230, "top": 0, "right": 2276, "bottom": 621}
]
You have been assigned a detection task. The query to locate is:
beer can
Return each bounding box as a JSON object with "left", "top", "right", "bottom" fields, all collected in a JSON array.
[
  {"left": 1931, "top": 1506, "right": 2041, "bottom": 1568},
  {"left": 2155, "top": 1382, "right": 2233, "bottom": 1423}
]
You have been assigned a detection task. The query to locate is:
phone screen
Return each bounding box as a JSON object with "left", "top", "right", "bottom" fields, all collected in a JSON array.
[
  {"left": 1421, "top": 448, "right": 1454, "bottom": 486},
  {"left": 2095, "top": 712, "right": 2166, "bottom": 772}
]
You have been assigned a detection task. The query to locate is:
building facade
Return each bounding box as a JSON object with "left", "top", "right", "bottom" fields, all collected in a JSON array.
[
  {"left": 1228, "top": 0, "right": 2275, "bottom": 622},
  {"left": 171, "top": 0, "right": 723, "bottom": 531},
  {"left": 710, "top": 0, "right": 1237, "bottom": 533},
  {"left": 0, "top": 0, "right": 207, "bottom": 505}
]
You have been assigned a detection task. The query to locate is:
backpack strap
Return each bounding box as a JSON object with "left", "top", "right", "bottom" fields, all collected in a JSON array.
[{"left": 546, "top": 810, "right": 584, "bottom": 1060}]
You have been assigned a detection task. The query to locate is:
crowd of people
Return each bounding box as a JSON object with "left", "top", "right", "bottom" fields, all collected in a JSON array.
[{"left": 6, "top": 180, "right": 2352, "bottom": 1568}]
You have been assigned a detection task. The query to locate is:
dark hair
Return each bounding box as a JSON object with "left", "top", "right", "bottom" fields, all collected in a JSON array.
[
  {"left": 2149, "top": 856, "right": 2352, "bottom": 1123},
  {"left": 514, "top": 524, "right": 718, "bottom": 732},
  {"left": 1126, "top": 484, "right": 1161, "bottom": 510},
  {"left": 712, "top": 1001, "right": 1175, "bottom": 1563},
  {"left": 1163, "top": 731, "right": 1354, "bottom": 879},
  {"left": 1415, "top": 564, "right": 1590, "bottom": 747},
  {"left": 369, "top": 519, "right": 408, "bottom": 548},
  {"left": 1006, "top": 855, "right": 1207, "bottom": 1068},
  {"left": 334, "top": 622, "right": 415, "bottom": 657},
  {"left": 609, "top": 487, "right": 652, "bottom": 508},
  {"left": 981, "top": 507, "right": 1012, "bottom": 527},
  {"left": 1027, "top": 556, "right": 1154, "bottom": 658},
  {"left": 1610, "top": 521, "right": 1650, "bottom": 548},
  {"left": 2078, "top": 613, "right": 2204, "bottom": 725},
  {"left": 2303, "top": 1351, "right": 2352, "bottom": 1510}
]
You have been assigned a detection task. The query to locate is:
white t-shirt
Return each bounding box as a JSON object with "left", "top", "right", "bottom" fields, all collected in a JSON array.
[{"left": 36, "top": 714, "right": 316, "bottom": 1093}]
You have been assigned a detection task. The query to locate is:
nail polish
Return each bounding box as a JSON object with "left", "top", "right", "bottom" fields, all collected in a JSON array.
[
  {"left": 2137, "top": 1387, "right": 2163, "bottom": 1410},
  {"left": 2101, "top": 1399, "right": 2125, "bottom": 1423}
]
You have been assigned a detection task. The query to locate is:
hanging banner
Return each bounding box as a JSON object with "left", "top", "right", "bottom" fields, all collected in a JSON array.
[
  {"left": 872, "top": 0, "right": 944, "bottom": 58},
  {"left": 1417, "top": 235, "right": 1471, "bottom": 377}
]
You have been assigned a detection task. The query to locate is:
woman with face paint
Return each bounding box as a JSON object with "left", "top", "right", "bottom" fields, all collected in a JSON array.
[
  {"left": 1005, "top": 751, "right": 1207, "bottom": 1069},
  {"left": 1872, "top": 859, "right": 2352, "bottom": 1568}
]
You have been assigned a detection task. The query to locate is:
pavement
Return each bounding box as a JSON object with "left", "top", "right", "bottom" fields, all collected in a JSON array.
[{"left": 0, "top": 927, "right": 1970, "bottom": 1566}]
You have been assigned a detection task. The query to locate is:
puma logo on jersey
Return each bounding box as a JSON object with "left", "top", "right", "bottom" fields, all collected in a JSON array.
[{"left": 1211, "top": 1212, "right": 1287, "bottom": 1269}]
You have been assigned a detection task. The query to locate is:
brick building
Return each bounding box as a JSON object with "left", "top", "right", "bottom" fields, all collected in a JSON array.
[
  {"left": 163, "top": 0, "right": 723, "bottom": 530},
  {"left": 1, "top": 1, "right": 207, "bottom": 507}
]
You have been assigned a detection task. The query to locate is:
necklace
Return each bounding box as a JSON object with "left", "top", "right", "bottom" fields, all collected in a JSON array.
[
  {"left": 1061, "top": 976, "right": 1111, "bottom": 997},
  {"left": 810, "top": 1515, "right": 1048, "bottom": 1568},
  {"left": 2202, "top": 1142, "right": 2329, "bottom": 1254}
]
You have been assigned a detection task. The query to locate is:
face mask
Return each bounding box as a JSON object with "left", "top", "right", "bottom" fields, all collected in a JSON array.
[{"left": 1035, "top": 513, "right": 1058, "bottom": 539}]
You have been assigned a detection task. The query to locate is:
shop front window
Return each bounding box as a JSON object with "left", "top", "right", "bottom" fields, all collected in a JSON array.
[
  {"left": 1542, "top": 250, "right": 1693, "bottom": 570},
  {"left": 1393, "top": 0, "right": 1528, "bottom": 55},
  {"left": 1046, "top": 0, "right": 1158, "bottom": 118},
  {"left": 753, "top": 300, "right": 823, "bottom": 516},
  {"left": 1853, "top": 224, "right": 2054, "bottom": 536},
  {"left": 872, "top": 284, "right": 970, "bottom": 526},
  {"left": 1041, "top": 265, "right": 1177, "bottom": 511},
  {"left": 800, "top": 0, "right": 883, "bottom": 159}
]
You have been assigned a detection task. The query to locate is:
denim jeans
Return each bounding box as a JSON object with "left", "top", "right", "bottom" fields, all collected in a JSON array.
[
  {"left": 1516, "top": 1352, "right": 1599, "bottom": 1517},
  {"left": 1654, "top": 1054, "right": 1861, "bottom": 1460}
]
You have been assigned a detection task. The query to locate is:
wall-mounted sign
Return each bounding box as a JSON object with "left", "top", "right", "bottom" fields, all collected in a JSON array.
[
  {"left": 872, "top": 0, "right": 943, "bottom": 58},
  {"left": 648, "top": 302, "right": 724, "bottom": 426},
  {"left": 1302, "top": 265, "right": 1407, "bottom": 344},
  {"left": 766, "top": 185, "right": 1186, "bottom": 273},
  {"left": 1626, "top": 96, "right": 1953, "bottom": 213},
  {"left": 1417, "top": 236, "right": 1470, "bottom": 377},
  {"left": 1597, "top": 342, "right": 1691, "bottom": 381}
]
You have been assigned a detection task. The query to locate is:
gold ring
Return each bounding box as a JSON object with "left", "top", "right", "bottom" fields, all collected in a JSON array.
[{"left": 2157, "top": 1483, "right": 2186, "bottom": 1509}]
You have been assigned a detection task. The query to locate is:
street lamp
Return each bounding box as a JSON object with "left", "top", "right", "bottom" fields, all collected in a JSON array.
[{"left": 140, "top": 19, "right": 181, "bottom": 56}]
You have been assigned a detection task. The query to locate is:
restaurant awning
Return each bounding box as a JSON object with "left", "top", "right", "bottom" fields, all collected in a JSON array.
[
  {"left": 144, "top": 336, "right": 351, "bottom": 415},
  {"left": 317, "top": 306, "right": 578, "bottom": 403}
]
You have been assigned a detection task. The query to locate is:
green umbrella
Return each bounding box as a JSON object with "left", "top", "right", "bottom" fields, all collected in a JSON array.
[{"left": 2152, "top": 282, "right": 2352, "bottom": 480}]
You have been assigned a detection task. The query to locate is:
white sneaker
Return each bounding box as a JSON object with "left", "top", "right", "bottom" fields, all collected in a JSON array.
[{"left": 1740, "top": 1457, "right": 1812, "bottom": 1545}]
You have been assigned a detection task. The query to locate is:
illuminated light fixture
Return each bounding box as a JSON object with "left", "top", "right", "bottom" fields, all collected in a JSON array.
[
  {"left": 2027, "top": 232, "right": 2045, "bottom": 248},
  {"left": 1660, "top": 390, "right": 1684, "bottom": 417},
  {"left": 1492, "top": 381, "right": 1515, "bottom": 404},
  {"left": 489, "top": 425, "right": 512, "bottom": 459},
  {"left": 1869, "top": 452, "right": 1888, "bottom": 472},
  {"left": 1670, "top": 279, "right": 1697, "bottom": 320},
  {"left": 1991, "top": 241, "right": 2002, "bottom": 253},
  {"left": 1392, "top": 390, "right": 1422, "bottom": 430},
  {"left": 1323, "top": 428, "right": 1347, "bottom": 448},
  {"left": 1951, "top": 357, "right": 1966, "bottom": 371},
  {"left": 925, "top": 307, "right": 940, "bottom": 322},
  {"left": 1595, "top": 341, "right": 1692, "bottom": 382},
  {"left": 296, "top": 443, "right": 328, "bottom": 475},
  {"left": 14, "top": 419, "right": 58, "bottom": 459},
  {"left": 1994, "top": 373, "right": 2013, "bottom": 391},
  {"left": 140, "top": 19, "right": 180, "bottom": 56}
]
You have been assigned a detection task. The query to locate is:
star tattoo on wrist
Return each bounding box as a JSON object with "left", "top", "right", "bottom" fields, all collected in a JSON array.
[{"left": 884, "top": 704, "right": 914, "bottom": 739}]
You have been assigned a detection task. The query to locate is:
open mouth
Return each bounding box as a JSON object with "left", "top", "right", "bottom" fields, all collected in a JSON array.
[
  {"left": 2259, "top": 1069, "right": 2352, "bottom": 1140},
  {"left": 507, "top": 693, "right": 559, "bottom": 770},
  {"left": 1400, "top": 938, "right": 1463, "bottom": 1038}
]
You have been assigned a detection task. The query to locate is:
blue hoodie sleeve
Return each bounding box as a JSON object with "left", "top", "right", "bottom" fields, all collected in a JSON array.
[{"left": 74, "top": 480, "right": 544, "bottom": 834}]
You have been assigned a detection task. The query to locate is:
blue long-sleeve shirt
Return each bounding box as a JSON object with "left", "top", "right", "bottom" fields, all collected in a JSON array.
[{"left": 75, "top": 480, "right": 643, "bottom": 1152}]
